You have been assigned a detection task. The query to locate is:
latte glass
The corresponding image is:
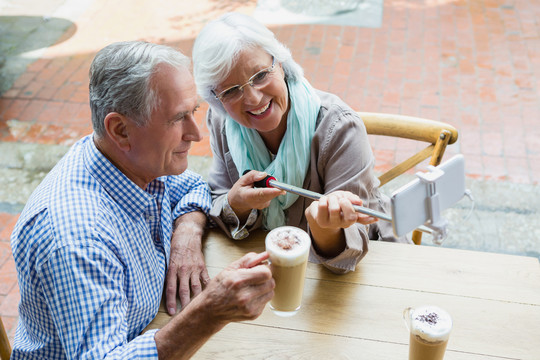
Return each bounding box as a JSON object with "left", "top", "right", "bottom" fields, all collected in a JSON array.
[
  {"left": 403, "top": 305, "right": 453, "bottom": 360},
  {"left": 265, "top": 226, "right": 310, "bottom": 317}
]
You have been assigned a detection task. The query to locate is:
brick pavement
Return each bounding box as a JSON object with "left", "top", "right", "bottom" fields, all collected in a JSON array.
[{"left": 1, "top": 0, "right": 540, "bottom": 347}]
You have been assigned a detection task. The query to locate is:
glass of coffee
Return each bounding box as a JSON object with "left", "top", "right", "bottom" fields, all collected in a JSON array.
[
  {"left": 265, "top": 226, "right": 310, "bottom": 317},
  {"left": 403, "top": 305, "right": 453, "bottom": 360}
]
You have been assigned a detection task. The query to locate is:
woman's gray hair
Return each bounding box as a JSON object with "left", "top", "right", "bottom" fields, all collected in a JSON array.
[
  {"left": 192, "top": 12, "right": 303, "bottom": 116},
  {"left": 89, "top": 41, "right": 190, "bottom": 137}
]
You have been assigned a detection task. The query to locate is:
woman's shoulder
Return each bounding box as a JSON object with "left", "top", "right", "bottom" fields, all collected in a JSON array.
[
  {"left": 206, "top": 106, "right": 225, "bottom": 123},
  {"left": 205, "top": 106, "right": 228, "bottom": 134},
  {"left": 314, "top": 89, "right": 364, "bottom": 132},
  {"left": 315, "top": 89, "right": 356, "bottom": 116}
]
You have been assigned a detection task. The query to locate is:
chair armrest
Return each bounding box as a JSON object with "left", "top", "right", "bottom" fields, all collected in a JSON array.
[{"left": 358, "top": 112, "right": 458, "bottom": 145}]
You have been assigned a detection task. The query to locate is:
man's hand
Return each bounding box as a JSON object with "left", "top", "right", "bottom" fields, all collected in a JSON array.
[
  {"left": 155, "top": 251, "right": 274, "bottom": 360},
  {"left": 166, "top": 211, "right": 208, "bottom": 315},
  {"left": 200, "top": 251, "right": 275, "bottom": 322}
]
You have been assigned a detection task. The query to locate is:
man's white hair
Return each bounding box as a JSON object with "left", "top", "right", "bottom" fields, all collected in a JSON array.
[{"left": 89, "top": 41, "right": 190, "bottom": 137}]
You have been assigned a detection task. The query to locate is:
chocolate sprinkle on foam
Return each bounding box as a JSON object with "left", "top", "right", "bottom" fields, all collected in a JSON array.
[
  {"left": 275, "top": 231, "right": 300, "bottom": 250},
  {"left": 416, "top": 312, "right": 439, "bottom": 326}
]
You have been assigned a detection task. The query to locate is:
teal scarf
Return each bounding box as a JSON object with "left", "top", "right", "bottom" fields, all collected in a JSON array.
[{"left": 225, "top": 78, "right": 321, "bottom": 229}]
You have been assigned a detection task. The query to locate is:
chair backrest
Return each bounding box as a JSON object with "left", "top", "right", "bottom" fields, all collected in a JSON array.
[
  {"left": 358, "top": 112, "right": 459, "bottom": 244},
  {"left": 0, "top": 317, "right": 11, "bottom": 360}
]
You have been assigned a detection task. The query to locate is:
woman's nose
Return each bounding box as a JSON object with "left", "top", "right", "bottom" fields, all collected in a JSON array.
[{"left": 241, "top": 84, "right": 263, "bottom": 105}]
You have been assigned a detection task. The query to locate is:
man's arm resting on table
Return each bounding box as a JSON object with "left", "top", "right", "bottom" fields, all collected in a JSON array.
[
  {"left": 155, "top": 251, "right": 275, "bottom": 360},
  {"left": 166, "top": 211, "right": 208, "bottom": 315}
]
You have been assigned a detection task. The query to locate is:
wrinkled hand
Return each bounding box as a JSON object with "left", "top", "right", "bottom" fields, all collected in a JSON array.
[
  {"left": 154, "top": 252, "right": 274, "bottom": 360},
  {"left": 202, "top": 252, "right": 275, "bottom": 322},
  {"left": 305, "top": 190, "right": 378, "bottom": 230},
  {"left": 228, "top": 171, "right": 285, "bottom": 220},
  {"left": 165, "top": 213, "right": 208, "bottom": 315},
  {"left": 166, "top": 235, "right": 209, "bottom": 315}
]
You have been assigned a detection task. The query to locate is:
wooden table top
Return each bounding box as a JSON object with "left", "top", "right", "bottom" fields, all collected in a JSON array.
[{"left": 145, "top": 230, "right": 540, "bottom": 359}]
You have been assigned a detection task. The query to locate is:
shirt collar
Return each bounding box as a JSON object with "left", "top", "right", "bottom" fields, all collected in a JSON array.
[{"left": 83, "top": 135, "right": 157, "bottom": 219}]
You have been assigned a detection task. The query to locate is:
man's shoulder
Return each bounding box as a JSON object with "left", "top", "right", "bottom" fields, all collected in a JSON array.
[
  {"left": 15, "top": 137, "right": 108, "bottom": 243},
  {"left": 27, "top": 137, "right": 98, "bottom": 206}
]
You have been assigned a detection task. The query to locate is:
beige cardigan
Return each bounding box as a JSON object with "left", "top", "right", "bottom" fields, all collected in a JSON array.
[{"left": 206, "top": 89, "right": 410, "bottom": 274}]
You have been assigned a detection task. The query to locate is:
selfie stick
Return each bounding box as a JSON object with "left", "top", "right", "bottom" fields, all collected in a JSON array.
[{"left": 246, "top": 171, "right": 434, "bottom": 235}]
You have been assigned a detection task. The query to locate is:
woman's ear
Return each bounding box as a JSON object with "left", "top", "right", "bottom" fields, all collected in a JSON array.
[{"left": 103, "top": 112, "right": 131, "bottom": 151}]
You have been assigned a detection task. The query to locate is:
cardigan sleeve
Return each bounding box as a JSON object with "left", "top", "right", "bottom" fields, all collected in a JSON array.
[
  {"left": 305, "top": 95, "right": 409, "bottom": 274},
  {"left": 306, "top": 105, "right": 374, "bottom": 272}
]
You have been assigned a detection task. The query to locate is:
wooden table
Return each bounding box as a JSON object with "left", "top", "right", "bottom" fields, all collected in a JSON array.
[{"left": 145, "top": 230, "right": 540, "bottom": 359}]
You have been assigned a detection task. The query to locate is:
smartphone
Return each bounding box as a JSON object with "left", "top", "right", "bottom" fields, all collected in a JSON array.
[{"left": 390, "top": 154, "right": 466, "bottom": 237}]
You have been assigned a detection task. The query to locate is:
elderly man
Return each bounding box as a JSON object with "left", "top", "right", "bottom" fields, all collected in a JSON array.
[{"left": 10, "top": 41, "right": 274, "bottom": 359}]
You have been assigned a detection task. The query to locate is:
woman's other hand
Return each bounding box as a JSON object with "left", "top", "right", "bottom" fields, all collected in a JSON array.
[{"left": 305, "top": 190, "right": 378, "bottom": 257}]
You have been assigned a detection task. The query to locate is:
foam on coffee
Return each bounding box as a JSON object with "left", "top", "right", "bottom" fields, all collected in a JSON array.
[
  {"left": 410, "top": 305, "right": 452, "bottom": 342},
  {"left": 265, "top": 227, "right": 310, "bottom": 267}
]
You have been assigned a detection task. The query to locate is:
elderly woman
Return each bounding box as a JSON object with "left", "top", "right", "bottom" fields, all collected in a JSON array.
[{"left": 192, "top": 13, "right": 409, "bottom": 274}]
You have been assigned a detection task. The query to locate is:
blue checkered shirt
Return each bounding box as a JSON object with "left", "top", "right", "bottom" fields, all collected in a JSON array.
[{"left": 10, "top": 135, "right": 211, "bottom": 359}]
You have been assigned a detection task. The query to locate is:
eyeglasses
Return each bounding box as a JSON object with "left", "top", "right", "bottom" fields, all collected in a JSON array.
[{"left": 212, "top": 57, "right": 276, "bottom": 103}]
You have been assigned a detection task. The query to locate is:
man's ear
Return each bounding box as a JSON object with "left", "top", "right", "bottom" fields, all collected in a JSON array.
[{"left": 103, "top": 112, "right": 131, "bottom": 151}]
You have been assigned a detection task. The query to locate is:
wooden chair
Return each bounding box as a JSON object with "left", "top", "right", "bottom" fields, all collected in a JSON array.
[
  {"left": 358, "top": 112, "right": 459, "bottom": 245},
  {"left": 0, "top": 317, "right": 11, "bottom": 360}
]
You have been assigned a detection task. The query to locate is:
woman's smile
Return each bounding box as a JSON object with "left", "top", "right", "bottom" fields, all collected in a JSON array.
[{"left": 248, "top": 100, "right": 272, "bottom": 116}]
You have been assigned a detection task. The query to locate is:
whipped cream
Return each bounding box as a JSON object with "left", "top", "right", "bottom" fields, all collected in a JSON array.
[
  {"left": 409, "top": 305, "right": 452, "bottom": 342},
  {"left": 265, "top": 226, "right": 310, "bottom": 266}
]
